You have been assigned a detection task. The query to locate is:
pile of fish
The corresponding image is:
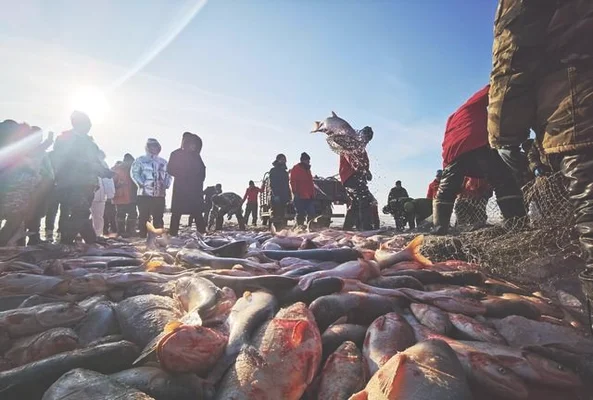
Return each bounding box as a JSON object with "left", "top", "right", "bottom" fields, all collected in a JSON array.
[{"left": 0, "top": 226, "right": 592, "bottom": 400}]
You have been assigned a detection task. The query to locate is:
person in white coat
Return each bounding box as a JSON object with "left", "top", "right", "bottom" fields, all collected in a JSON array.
[{"left": 91, "top": 152, "right": 115, "bottom": 237}]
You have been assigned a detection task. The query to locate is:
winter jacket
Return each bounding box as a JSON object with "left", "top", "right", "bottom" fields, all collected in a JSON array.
[
  {"left": 212, "top": 192, "right": 243, "bottom": 215},
  {"left": 112, "top": 161, "right": 137, "bottom": 205},
  {"left": 339, "top": 150, "right": 370, "bottom": 184},
  {"left": 289, "top": 163, "right": 315, "bottom": 200},
  {"left": 243, "top": 187, "right": 261, "bottom": 204},
  {"left": 167, "top": 148, "right": 206, "bottom": 214},
  {"left": 442, "top": 85, "right": 490, "bottom": 167},
  {"left": 388, "top": 187, "right": 410, "bottom": 203},
  {"left": 131, "top": 153, "right": 171, "bottom": 198},
  {"left": 52, "top": 130, "right": 110, "bottom": 188},
  {"left": 269, "top": 161, "right": 291, "bottom": 203},
  {"left": 458, "top": 177, "right": 492, "bottom": 200},
  {"left": 204, "top": 186, "right": 218, "bottom": 205},
  {"left": 427, "top": 179, "right": 440, "bottom": 199}
]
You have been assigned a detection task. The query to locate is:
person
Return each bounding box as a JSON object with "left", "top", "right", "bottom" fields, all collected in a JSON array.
[
  {"left": 388, "top": 181, "right": 409, "bottom": 202},
  {"left": 167, "top": 132, "right": 206, "bottom": 235},
  {"left": 269, "top": 154, "right": 291, "bottom": 230},
  {"left": 433, "top": 85, "right": 526, "bottom": 235},
  {"left": 290, "top": 152, "right": 316, "bottom": 226},
  {"left": 209, "top": 192, "right": 246, "bottom": 231},
  {"left": 426, "top": 170, "right": 443, "bottom": 199},
  {"left": 112, "top": 154, "right": 138, "bottom": 237},
  {"left": 487, "top": 0, "right": 593, "bottom": 296},
  {"left": 242, "top": 180, "right": 262, "bottom": 226},
  {"left": 51, "top": 111, "right": 112, "bottom": 245},
  {"left": 90, "top": 151, "right": 115, "bottom": 237},
  {"left": 454, "top": 177, "right": 493, "bottom": 229},
  {"left": 341, "top": 127, "right": 375, "bottom": 231},
  {"left": 200, "top": 184, "right": 220, "bottom": 227},
  {"left": 131, "top": 138, "right": 171, "bottom": 238},
  {"left": 103, "top": 199, "right": 117, "bottom": 236},
  {"left": 383, "top": 197, "right": 432, "bottom": 231}
]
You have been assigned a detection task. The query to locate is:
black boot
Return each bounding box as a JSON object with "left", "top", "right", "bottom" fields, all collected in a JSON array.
[
  {"left": 431, "top": 201, "right": 454, "bottom": 235},
  {"left": 358, "top": 205, "right": 373, "bottom": 231},
  {"left": 27, "top": 233, "right": 43, "bottom": 246},
  {"left": 126, "top": 218, "right": 137, "bottom": 237},
  {"left": 497, "top": 197, "right": 527, "bottom": 230}
]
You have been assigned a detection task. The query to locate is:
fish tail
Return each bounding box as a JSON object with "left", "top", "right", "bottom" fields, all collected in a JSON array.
[
  {"left": 406, "top": 235, "right": 432, "bottom": 266},
  {"left": 298, "top": 275, "right": 315, "bottom": 290},
  {"left": 349, "top": 391, "right": 369, "bottom": 400}
]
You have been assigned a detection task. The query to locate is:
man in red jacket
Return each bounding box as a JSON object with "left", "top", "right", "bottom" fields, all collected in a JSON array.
[
  {"left": 340, "top": 127, "right": 375, "bottom": 231},
  {"left": 290, "top": 152, "right": 316, "bottom": 226},
  {"left": 426, "top": 170, "right": 442, "bottom": 199},
  {"left": 242, "top": 180, "right": 262, "bottom": 226},
  {"left": 434, "top": 85, "right": 525, "bottom": 235}
]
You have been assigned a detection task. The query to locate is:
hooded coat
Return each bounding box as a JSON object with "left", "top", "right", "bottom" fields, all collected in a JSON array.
[
  {"left": 131, "top": 139, "right": 171, "bottom": 198},
  {"left": 167, "top": 135, "right": 206, "bottom": 215},
  {"left": 269, "top": 160, "right": 291, "bottom": 203}
]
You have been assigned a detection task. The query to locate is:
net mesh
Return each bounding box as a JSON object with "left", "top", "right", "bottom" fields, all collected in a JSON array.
[{"left": 421, "top": 172, "right": 582, "bottom": 287}]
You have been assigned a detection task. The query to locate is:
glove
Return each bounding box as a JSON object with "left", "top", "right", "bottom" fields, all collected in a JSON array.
[{"left": 533, "top": 166, "right": 551, "bottom": 177}]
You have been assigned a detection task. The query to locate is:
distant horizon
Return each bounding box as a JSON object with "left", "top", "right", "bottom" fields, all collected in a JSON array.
[{"left": 1, "top": 1, "right": 499, "bottom": 208}]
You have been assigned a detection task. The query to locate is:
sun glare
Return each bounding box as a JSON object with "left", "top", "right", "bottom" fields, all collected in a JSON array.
[{"left": 69, "top": 86, "right": 110, "bottom": 124}]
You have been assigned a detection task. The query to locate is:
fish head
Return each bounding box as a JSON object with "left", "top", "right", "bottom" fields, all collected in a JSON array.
[
  {"left": 202, "top": 287, "right": 237, "bottom": 326},
  {"left": 523, "top": 351, "right": 582, "bottom": 388},
  {"left": 467, "top": 352, "right": 529, "bottom": 399},
  {"left": 156, "top": 322, "right": 228, "bottom": 377},
  {"left": 37, "top": 303, "right": 86, "bottom": 328}
]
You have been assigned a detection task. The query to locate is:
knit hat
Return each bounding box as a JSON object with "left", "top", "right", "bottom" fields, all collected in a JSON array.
[{"left": 300, "top": 152, "right": 310, "bottom": 161}]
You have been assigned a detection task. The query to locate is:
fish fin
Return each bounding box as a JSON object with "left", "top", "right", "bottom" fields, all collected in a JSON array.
[
  {"left": 329, "top": 316, "right": 349, "bottom": 327},
  {"left": 349, "top": 391, "right": 368, "bottom": 400},
  {"left": 311, "top": 121, "right": 322, "bottom": 133},
  {"left": 406, "top": 235, "right": 432, "bottom": 266},
  {"left": 133, "top": 331, "right": 168, "bottom": 365},
  {"left": 331, "top": 111, "right": 338, "bottom": 117},
  {"left": 298, "top": 275, "right": 315, "bottom": 291},
  {"left": 145, "top": 260, "right": 163, "bottom": 272},
  {"left": 164, "top": 320, "right": 183, "bottom": 334},
  {"left": 291, "top": 320, "right": 309, "bottom": 347}
]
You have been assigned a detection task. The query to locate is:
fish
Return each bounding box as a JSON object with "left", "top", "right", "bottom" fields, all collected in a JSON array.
[
  {"left": 280, "top": 276, "right": 344, "bottom": 305},
  {"left": 76, "top": 301, "right": 119, "bottom": 346},
  {"left": 176, "top": 248, "right": 272, "bottom": 272},
  {"left": 374, "top": 235, "right": 432, "bottom": 269},
  {"left": 362, "top": 312, "right": 415, "bottom": 376},
  {"left": 0, "top": 273, "right": 66, "bottom": 296},
  {"left": 298, "top": 259, "right": 380, "bottom": 290},
  {"left": 350, "top": 339, "right": 473, "bottom": 400},
  {"left": 0, "top": 294, "right": 62, "bottom": 312},
  {"left": 115, "top": 295, "right": 183, "bottom": 348},
  {"left": 311, "top": 111, "right": 357, "bottom": 136},
  {"left": 123, "top": 282, "right": 173, "bottom": 298},
  {"left": 321, "top": 323, "right": 368, "bottom": 362},
  {"left": 0, "top": 341, "right": 140, "bottom": 399},
  {"left": 199, "top": 272, "right": 298, "bottom": 297},
  {"left": 482, "top": 295, "right": 541, "bottom": 319},
  {"left": 262, "top": 248, "right": 361, "bottom": 263},
  {"left": 410, "top": 303, "right": 453, "bottom": 334},
  {"left": 398, "top": 288, "right": 487, "bottom": 315},
  {"left": 458, "top": 340, "right": 582, "bottom": 388},
  {"left": 404, "top": 313, "right": 529, "bottom": 399},
  {"left": 207, "top": 291, "right": 277, "bottom": 384},
  {"left": 110, "top": 366, "right": 205, "bottom": 400},
  {"left": 42, "top": 368, "right": 154, "bottom": 400},
  {"left": 378, "top": 268, "right": 483, "bottom": 286},
  {"left": 4, "top": 327, "right": 79, "bottom": 367},
  {"left": 309, "top": 292, "right": 405, "bottom": 332},
  {"left": 155, "top": 321, "right": 227, "bottom": 376},
  {"left": 0, "top": 302, "right": 86, "bottom": 338},
  {"left": 367, "top": 275, "right": 424, "bottom": 290},
  {"left": 282, "top": 264, "right": 325, "bottom": 277},
  {"left": 173, "top": 275, "right": 222, "bottom": 315},
  {"left": 215, "top": 302, "right": 322, "bottom": 400},
  {"left": 492, "top": 315, "right": 593, "bottom": 354},
  {"left": 448, "top": 312, "right": 507, "bottom": 344},
  {"left": 316, "top": 341, "right": 366, "bottom": 400}
]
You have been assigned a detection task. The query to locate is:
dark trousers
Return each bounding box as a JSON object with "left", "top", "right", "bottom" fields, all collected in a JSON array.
[
  {"left": 294, "top": 198, "right": 315, "bottom": 225},
  {"left": 137, "top": 196, "right": 165, "bottom": 238},
  {"left": 203, "top": 201, "right": 213, "bottom": 226},
  {"left": 559, "top": 151, "right": 593, "bottom": 266},
  {"left": 59, "top": 185, "right": 97, "bottom": 245},
  {"left": 271, "top": 201, "right": 287, "bottom": 230},
  {"left": 116, "top": 203, "right": 138, "bottom": 236},
  {"left": 45, "top": 188, "right": 68, "bottom": 233},
  {"left": 436, "top": 147, "right": 526, "bottom": 220},
  {"left": 244, "top": 202, "right": 258, "bottom": 225},
  {"left": 103, "top": 201, "right": 117, "bottom": 235},
  {"left": 343, "top": 173, "right": 374, "bottom": 231},
  {"left": 170, "top": 212, "right": 206, "bottom": 235}
]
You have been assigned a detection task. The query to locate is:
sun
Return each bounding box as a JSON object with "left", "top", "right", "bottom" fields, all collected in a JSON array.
[{"left": 68, "top": 86, "right": 110, "bottom": 124}]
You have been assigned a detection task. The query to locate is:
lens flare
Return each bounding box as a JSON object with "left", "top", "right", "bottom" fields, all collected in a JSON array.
[{"left": 69, "top": 86, "right": 110, "bottom": 123}]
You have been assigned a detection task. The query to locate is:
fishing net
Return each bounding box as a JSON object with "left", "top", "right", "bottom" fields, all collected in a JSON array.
[
  {"left": 325, "top": 129, "right": 371, "bottom": 172},
  {"left": 421, "top": 172, "right": 582, "bottom": 286}
]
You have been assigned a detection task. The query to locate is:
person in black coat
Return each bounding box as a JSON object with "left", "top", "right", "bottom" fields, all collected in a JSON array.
[
  {"left": 269, "top": 154, "right": 291, "bottom": 230},
  {"left": 167, "top": 132, "right": 206, "bottom": 235}
]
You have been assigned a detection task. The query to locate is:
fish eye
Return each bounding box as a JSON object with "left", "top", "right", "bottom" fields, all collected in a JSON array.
[
  {"left": 557, "top": 364, "right": 564, "bottom": 371},
  {"left": 497, "top": 367, "right": 506, "bottom": 374}
]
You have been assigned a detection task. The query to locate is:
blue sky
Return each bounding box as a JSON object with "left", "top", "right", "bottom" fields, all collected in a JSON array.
[{"left": 0, "top": 0, "right": 498, "bottom": 205}]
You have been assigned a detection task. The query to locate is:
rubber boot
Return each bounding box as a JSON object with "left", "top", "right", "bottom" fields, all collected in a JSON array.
[
  {"left": 497, "top": 197, "right": 527, "bottom": 230},
  {"left": 431, "top": 201, "right": 454, "bottom": 236},
  {"left": 343, "top": 207, "right": 356, "bottom": 231},
  {"left": 125, "top": 218, "right": 137, "bottom": 238},
  {"left": 27, "top": 233, "right": 42, "bottom": 246},
  {"left": 358, "top": 205, "right": 373, "bottom": 231}
]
